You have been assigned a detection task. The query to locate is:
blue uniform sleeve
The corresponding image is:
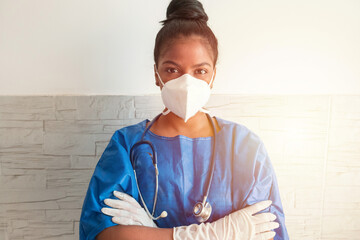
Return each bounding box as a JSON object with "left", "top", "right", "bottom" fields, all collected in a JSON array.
[
  {"left": 79, "top": 131, "right": 139, "bottom": 240},
  {"left": 244, "top": 142, "right": 289, "bottom": 240}
]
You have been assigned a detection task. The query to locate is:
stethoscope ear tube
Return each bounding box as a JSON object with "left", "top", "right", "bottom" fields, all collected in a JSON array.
[{"left": 133, "top": 168, "right": 167, "bottom": 221}]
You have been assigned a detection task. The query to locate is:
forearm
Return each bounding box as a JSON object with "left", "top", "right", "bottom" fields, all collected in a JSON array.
[{"left": 96, "top": 225, "right": 173, "bottom": 240}]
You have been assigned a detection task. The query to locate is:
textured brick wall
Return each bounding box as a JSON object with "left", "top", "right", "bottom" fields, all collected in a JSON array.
[{"left": 0, "top": 95, "right": 359, "bottom": 239}]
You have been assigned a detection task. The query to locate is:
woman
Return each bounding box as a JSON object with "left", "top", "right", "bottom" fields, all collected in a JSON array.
[{"left": 79, "top": 0, "right": 289, "bottom": 239}]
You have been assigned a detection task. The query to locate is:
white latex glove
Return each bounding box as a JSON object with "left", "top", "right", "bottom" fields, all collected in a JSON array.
[
  {"left": 173, "top": 200, "right": 279, "bottom": 240},
  {"left": 101, "top": 190, "right": 158, "bottom": 228}
]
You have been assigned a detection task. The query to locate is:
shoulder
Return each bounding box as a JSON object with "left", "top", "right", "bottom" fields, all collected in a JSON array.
[
  {"left": 214, "top": 116, "right": 271, "bottom": 170},
  {"left": 109, "top": 120, "right": 148, "bottom": 149},
  {"left": 215, "top": 117, "right": 274, "bottom": 185},
  {"left": 115, "top": 119, "right": 147, "bottom": 136},
  {"left": 215, "top": 116, "right": 264, "bottom": 147},
  {"left": 95, "top": 120, "right": 148, "bottom": 168}
]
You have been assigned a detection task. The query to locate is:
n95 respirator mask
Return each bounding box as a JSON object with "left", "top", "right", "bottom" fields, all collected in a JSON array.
[{"left": 156, "top": 69, "right": 214, "bottom": 122}]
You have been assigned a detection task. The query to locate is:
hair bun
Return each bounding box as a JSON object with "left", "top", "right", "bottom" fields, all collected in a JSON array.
[{"left": 161, "top": 0, "right": 208, "bottom": 25}]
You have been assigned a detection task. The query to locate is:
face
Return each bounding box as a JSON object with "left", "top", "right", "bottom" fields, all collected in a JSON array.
[{"left": 154, "top": 35, "right": 216, "bottom": 89}]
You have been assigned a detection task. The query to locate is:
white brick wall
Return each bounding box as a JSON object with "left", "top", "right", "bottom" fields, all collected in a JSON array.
[{"left": 0, "top": 95, "right": 359, "bottom": 239}]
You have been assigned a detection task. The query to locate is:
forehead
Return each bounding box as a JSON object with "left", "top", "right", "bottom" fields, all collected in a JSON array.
[{"left": 159, "top": 35, "right": 214, "bottom": 67}]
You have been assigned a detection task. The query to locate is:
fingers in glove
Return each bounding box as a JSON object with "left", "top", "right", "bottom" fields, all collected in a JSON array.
[
  {"left": 112, "top": 216, "right": 142, "bottom": 226},
  {"left": 102, "top": 206, "right": 143, "bottom": 218},
  {"left": 253, "top": 231, "right": 276, "bottom": 240},
  {"left": 102, "top": 207, "right": 149, "bottom": 225},
  {"left": 104, "top": 198, "right": 148, "bottom": 218},
  {"left": 101, "top": 207, "right": 116, "bottom": 217},
  {"left": 255, "top": 221, "right": 280, "bottom": 233},
  {"left": 252, "top": 212, "right": 277, "bottom": 225},
  {"left": 101, "top": 207, "right": 135, "bottom": 217},
  {"left": 104, "top": 198, "right": 140, "bottom": 212},
  {"left": 243, "top": 200, "right": 272, "bottom": 216},
  {"left": 113, "top": 191, "right": 142, "bottom": 209}
]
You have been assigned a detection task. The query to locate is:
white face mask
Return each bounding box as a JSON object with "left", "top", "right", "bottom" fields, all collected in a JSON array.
[{"left": 155, "top": 68, "right": 215, "bottom": 122}]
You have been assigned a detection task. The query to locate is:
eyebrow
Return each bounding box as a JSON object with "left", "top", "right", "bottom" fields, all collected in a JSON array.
[
  {"left": 193, "top": 62, "right": 212, "bottom": 68},
  {"left": 162, "top": 61, "right": 212, "bottom": 68},
  {"left": 162, "top": 61, "right": 181, "bottom": 68}
]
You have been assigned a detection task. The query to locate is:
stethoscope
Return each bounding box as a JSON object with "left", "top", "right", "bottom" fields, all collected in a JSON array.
[{"left": 130, "top": 112, "right": 217, "bottom": 223}]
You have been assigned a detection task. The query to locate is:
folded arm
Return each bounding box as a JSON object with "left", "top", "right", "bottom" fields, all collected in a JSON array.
[
  {"left": 97, "top": 191, "right": 278, "bottom": 240},
  {"left": 96, "top": 221, "right": 274, "bottom": 240},
  {"left": 96, "top": 225, "right": 173, "bottom": 240}
]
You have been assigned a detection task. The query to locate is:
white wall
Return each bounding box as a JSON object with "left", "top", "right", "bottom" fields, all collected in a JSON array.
[
  {"left": 0, "top": 0, "right": 359, "bottom": 95},
  {"left": 1, "top": 95, "right": 359, "bottom": 239}
]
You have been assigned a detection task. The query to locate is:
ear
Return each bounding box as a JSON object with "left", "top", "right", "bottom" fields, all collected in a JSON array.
[
  {"left": 210, "top": 67, "right": 216, "bottom": 89},
  {"left": 154, "top": 64, "right": 160, "bottom": 87}
]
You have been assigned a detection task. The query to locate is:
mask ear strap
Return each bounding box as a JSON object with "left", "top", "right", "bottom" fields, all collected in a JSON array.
[
  {"left": 209, "top": 69, "right": 215, "bottom": 87},
  {"left": 162, "top": 109, "right": 170, "bottom": 115},
  {"left": 200, "top": 107, "right": 210, "bottom": 114},
  {"left": 202, "top": 70, "right": 215, "bottom": 114},
  {"left": 155, "top": 64, "right": 165, "bottom": 87}
]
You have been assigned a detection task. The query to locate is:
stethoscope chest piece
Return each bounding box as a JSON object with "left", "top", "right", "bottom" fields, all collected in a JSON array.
[{"left": 193, "top": 201, "right": 212, "bottom": 223}]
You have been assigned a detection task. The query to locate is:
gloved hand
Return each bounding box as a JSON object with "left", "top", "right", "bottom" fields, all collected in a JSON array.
[
  {"left": 101, "top": 190, "right": 158, "bottom": 228},
  {"left": 173, "top": 200, "right": 279, "bottom": 240}
]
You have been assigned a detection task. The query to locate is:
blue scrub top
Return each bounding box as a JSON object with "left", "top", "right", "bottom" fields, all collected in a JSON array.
[{"left": 79, "top": 117, "right": 289, "bottom": 240}]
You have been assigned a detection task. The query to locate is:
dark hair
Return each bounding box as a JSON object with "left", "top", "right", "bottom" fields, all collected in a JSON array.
[{"left": 154, "top": 0, "right": 218, "bottom": 66}]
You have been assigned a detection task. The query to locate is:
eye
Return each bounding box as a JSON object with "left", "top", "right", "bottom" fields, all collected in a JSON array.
[
  {"left": 195, "top": 69, "right": 208, "bottom": 75},
  {"left": 166, "top": 68, "right": 179, "bottom": 73}
]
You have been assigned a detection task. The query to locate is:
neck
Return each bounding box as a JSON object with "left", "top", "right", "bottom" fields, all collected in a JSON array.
[{"left": 151, "top": 110, "right": 214, "bottom": 138}]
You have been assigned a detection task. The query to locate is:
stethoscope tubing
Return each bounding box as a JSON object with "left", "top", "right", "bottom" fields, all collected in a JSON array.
[
  {"left": 203, "top": 113, "right": 216, "bottom": 204},
  {"left": 130, "top": 112, "right": 216, "bottom": 222},
  {"left": 130, "top": 114, "right": 162, "bottom": 219}
]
